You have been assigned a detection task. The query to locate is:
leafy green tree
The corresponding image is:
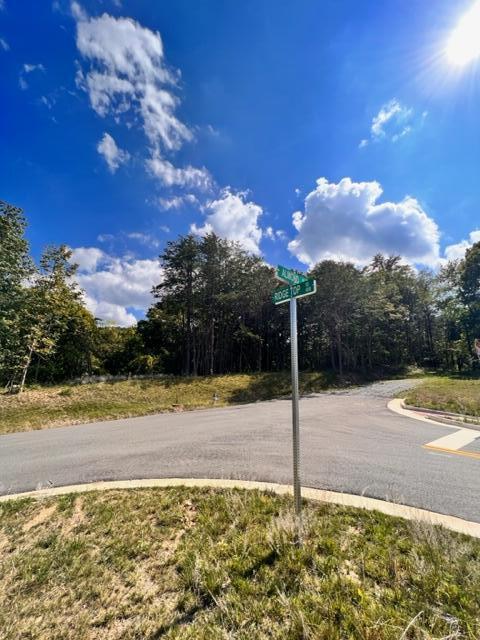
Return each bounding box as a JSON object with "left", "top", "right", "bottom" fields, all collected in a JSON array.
[
  {"left": 12, "top": 245, "right": 81, "bottom": 392},
  {"left": 460, "top": 242, "right": 480, "bottom": 361},
  {"left": 0, "top": 201, "right": 34, "bottom": 389},
  {"left": 39, "top": 305, "right": 98, "bottom": 381}
]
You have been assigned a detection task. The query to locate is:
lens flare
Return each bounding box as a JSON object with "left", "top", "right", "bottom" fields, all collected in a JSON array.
[{"left": 447, "top": 1, "right": 480, "bottom": 66}]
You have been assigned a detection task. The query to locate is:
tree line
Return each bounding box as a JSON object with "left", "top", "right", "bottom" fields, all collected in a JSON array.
[{"left": 1, "top": 200, "right": 479, "bottom": 391}]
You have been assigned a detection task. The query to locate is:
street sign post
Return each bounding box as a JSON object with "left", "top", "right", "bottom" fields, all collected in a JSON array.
[{"left": 273, "top": 267, "right": 316, "bottom": 536}]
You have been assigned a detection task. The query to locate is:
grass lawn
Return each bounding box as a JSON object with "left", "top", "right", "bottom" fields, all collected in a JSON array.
[
  {"left": 0, "top": 371, "right": 338, "bottom": 435},
  {"left": 404, "top": 376, "right": 480, "bottom": 417},
  {"left": 1, "top": 487, "right": 479, "bottom": 639}
]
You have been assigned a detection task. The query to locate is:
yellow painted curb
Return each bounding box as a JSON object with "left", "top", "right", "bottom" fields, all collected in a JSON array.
[{"left": 1, "top": 478, "right": 480, "bottom": 539}]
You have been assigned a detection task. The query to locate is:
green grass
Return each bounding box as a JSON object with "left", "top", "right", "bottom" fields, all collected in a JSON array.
[
  {"left": 0, "top": 372, "right": 339, "bottom": 435},
  {"left": 1, "top": 487, "right": 479, "bottom": 639},
  {"left": 404, "top": 375, "right": 480, "bottom": 417}
]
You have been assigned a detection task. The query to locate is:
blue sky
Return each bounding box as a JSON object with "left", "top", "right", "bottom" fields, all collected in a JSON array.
[{"left": 1, "top": 0, "right": 480, "bottom": 325}]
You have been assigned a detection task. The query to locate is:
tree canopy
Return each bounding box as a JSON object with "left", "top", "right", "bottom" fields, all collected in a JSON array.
[{"left": 1, "top": 201, "right": 479, "bottom": 390}]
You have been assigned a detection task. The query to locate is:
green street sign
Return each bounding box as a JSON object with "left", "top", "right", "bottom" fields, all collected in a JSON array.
[
  {"left": 272, "top": 278, "right": 317, "bottom": 305},
  {"left": 276, "top": 265, "right": 308, "bottom": 285}
]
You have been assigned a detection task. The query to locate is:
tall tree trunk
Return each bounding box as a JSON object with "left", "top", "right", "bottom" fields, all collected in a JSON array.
[
  {"left": 209, "top": 319, "right": 214, "bottom": 375},
  {"left": 336, "top": 327, "right": 343, "bottom": 376},
  {"left": 19, "top": 341, "right": 35, "bottom": 394}
]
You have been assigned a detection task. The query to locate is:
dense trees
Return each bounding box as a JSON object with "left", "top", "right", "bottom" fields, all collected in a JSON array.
[{"left": 1, "top": 200, "right": 479, "bottom": 390}]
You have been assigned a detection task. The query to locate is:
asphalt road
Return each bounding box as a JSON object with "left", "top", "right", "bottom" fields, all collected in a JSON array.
[{"left": 1, "top": 379, "right": 480, "bottom": 522}]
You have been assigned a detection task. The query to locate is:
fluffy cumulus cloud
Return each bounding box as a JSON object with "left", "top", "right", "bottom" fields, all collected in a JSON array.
[
  {"left": 288, "top": 177, "right": 440, "bottom": 267},
  {"left": 70, "top": 247, "right": 163, "bottom": 326},
  {"left": 444, "top": 230, "right": 480, "bottom": 261},
  {"left": 359, "top": 99, "right": 426, "bottom": 147},
  {"left": 97, "top": 132, "right": 130, "bottom": 172},
  {"left": 191, "top": 189, "right": 263, "bottom": 254}
]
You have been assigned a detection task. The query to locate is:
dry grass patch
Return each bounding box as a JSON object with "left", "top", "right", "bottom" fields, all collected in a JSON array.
[
  {"left": 0, "top": 371, "right": 336, "bottom": 435},
  {"left": 1, "top": 487, "right": 480, "bottom": 639}
]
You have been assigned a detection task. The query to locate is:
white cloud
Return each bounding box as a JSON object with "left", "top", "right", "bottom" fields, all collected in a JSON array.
[
  {"left": 84, "top": 296, "right": 137, "bottom": 326},
  {"left": 191, "top": 189, "right": 263, "bottom": 254},
  {"left": 0, "top": 1, "right": 4, "bottom": 11},
  {"left": 18, "top": 63, "right": 45, "bottom": 90},
  {"left": 97, "top": 132, "right": 130, "bottom": 173},
  {"left": 156, "top": 194, "right": 199, "bottom": 210},
  {"left": 24, "top": 63, "right": 45, "bottom": 73},
  {"left": 73, "top": 4, "right": 212, "bottom": 191},
  {"left": 360, "top": 99, "right": 424, "bottom": 147},
  {"left": 97, "top": 233, "right": 114, "bottom": 242},
  {"left": 288, "top": 177, "right": 440, "bottom": 267},
  {"left": 70, "top": 246, "right": 105, "bottom": 272},
  {"left": 71, "top": 247, "right": 163, "bottom": 326},
  {"left": 0, "top": 37, "right": 9, "bottom": 51},
  {"left": 125, "top": 232, "right": 159, "bottom": 248},
  {"left": 73, "top": 5, "right": 189, "bottom": 150},
  {"left": 264, "top": 226, "right": 287, "bottom": 242},
  {"left": 146, "top": 154, "right": 211, "bottom": 190},
  {"left": 444, "top": 230, "right": 480, "bottom": 261}
]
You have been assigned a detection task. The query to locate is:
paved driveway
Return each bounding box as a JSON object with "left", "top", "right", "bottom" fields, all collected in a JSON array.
[{"left": 1, "top": 380, "right": 480, "bottom": 522}]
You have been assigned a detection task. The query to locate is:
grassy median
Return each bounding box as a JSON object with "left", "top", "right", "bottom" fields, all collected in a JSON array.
[
  {"left": 1, "top": 487, "right": 479, "bottom": 639},
  {"left": 0, "top": 372, "right": 338, "bottom": 435},
  {"left": 404, "top": 375, "right": 480, "bottom": 417}
]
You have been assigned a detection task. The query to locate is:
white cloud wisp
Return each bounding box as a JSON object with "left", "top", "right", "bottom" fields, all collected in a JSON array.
[
  {"left": 359, "top": 99, "right": 425, "bottom": 147},
  {"left": 97, "top": 132, "right": 130, "bottom": 173},
  {"left": 73, "top": 3, "right": 211, "bottom": 190}
]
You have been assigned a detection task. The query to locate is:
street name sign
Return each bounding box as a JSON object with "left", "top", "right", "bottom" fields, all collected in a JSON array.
[
  {"left": 276, "top": 265, "right": 308, "bottom": 285},
  {"left": 272, "top": 278, "right": 316, "bottom": 305},
  {"left": 272, "top": 266, "right": 317, "bottom": 539}
]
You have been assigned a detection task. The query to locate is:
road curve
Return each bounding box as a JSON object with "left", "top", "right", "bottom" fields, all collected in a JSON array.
[{"left": 1, "top": 380, "right": 479, "bottom": 522}]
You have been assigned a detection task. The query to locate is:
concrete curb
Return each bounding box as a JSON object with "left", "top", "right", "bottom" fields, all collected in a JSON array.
[
  {"left": 401, "top": 402, "right": 480, "bottom": 430},
  {"left": 387, "top": 398, "right": 463, "bottom": 429},
  {"left": 1, "top": 478, "right": 480, "bottom": 539}
]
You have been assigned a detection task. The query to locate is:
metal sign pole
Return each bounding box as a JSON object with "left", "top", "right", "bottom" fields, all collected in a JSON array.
[{"left": 289, "top": 293, "right": 302, "bottom": 526}]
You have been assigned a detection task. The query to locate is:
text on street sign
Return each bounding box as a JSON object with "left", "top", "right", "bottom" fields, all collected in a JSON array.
[
  {"left": 272, "top": 278, "right": 316, "bottom": 305},
  {"left": 276, "top": 265, "right": 309, "bottom": 285}
]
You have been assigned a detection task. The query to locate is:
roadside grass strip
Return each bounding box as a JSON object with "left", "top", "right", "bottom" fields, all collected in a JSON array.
[
  {"left": 2, "top": 487, "right": 480, "bottom": 639},
  {"left": 404, "top": 377, "right": 480, "bottom": 418},
  {"left": 0, "top": 372, "right": 338, "bottom": 435}
]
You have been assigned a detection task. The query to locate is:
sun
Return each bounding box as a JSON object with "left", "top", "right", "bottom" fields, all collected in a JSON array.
[{"left": 446, "top": 1, "right": 480, "bottom": 66}]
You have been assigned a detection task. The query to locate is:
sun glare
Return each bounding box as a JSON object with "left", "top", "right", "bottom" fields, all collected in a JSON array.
[{"left": 447, "top": 1, "right": 480, "bottom": 66}]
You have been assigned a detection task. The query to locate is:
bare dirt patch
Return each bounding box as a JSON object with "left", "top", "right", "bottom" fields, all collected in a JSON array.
[{"left": 22, "top": 503, "right": 57, "bottom": 532}]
